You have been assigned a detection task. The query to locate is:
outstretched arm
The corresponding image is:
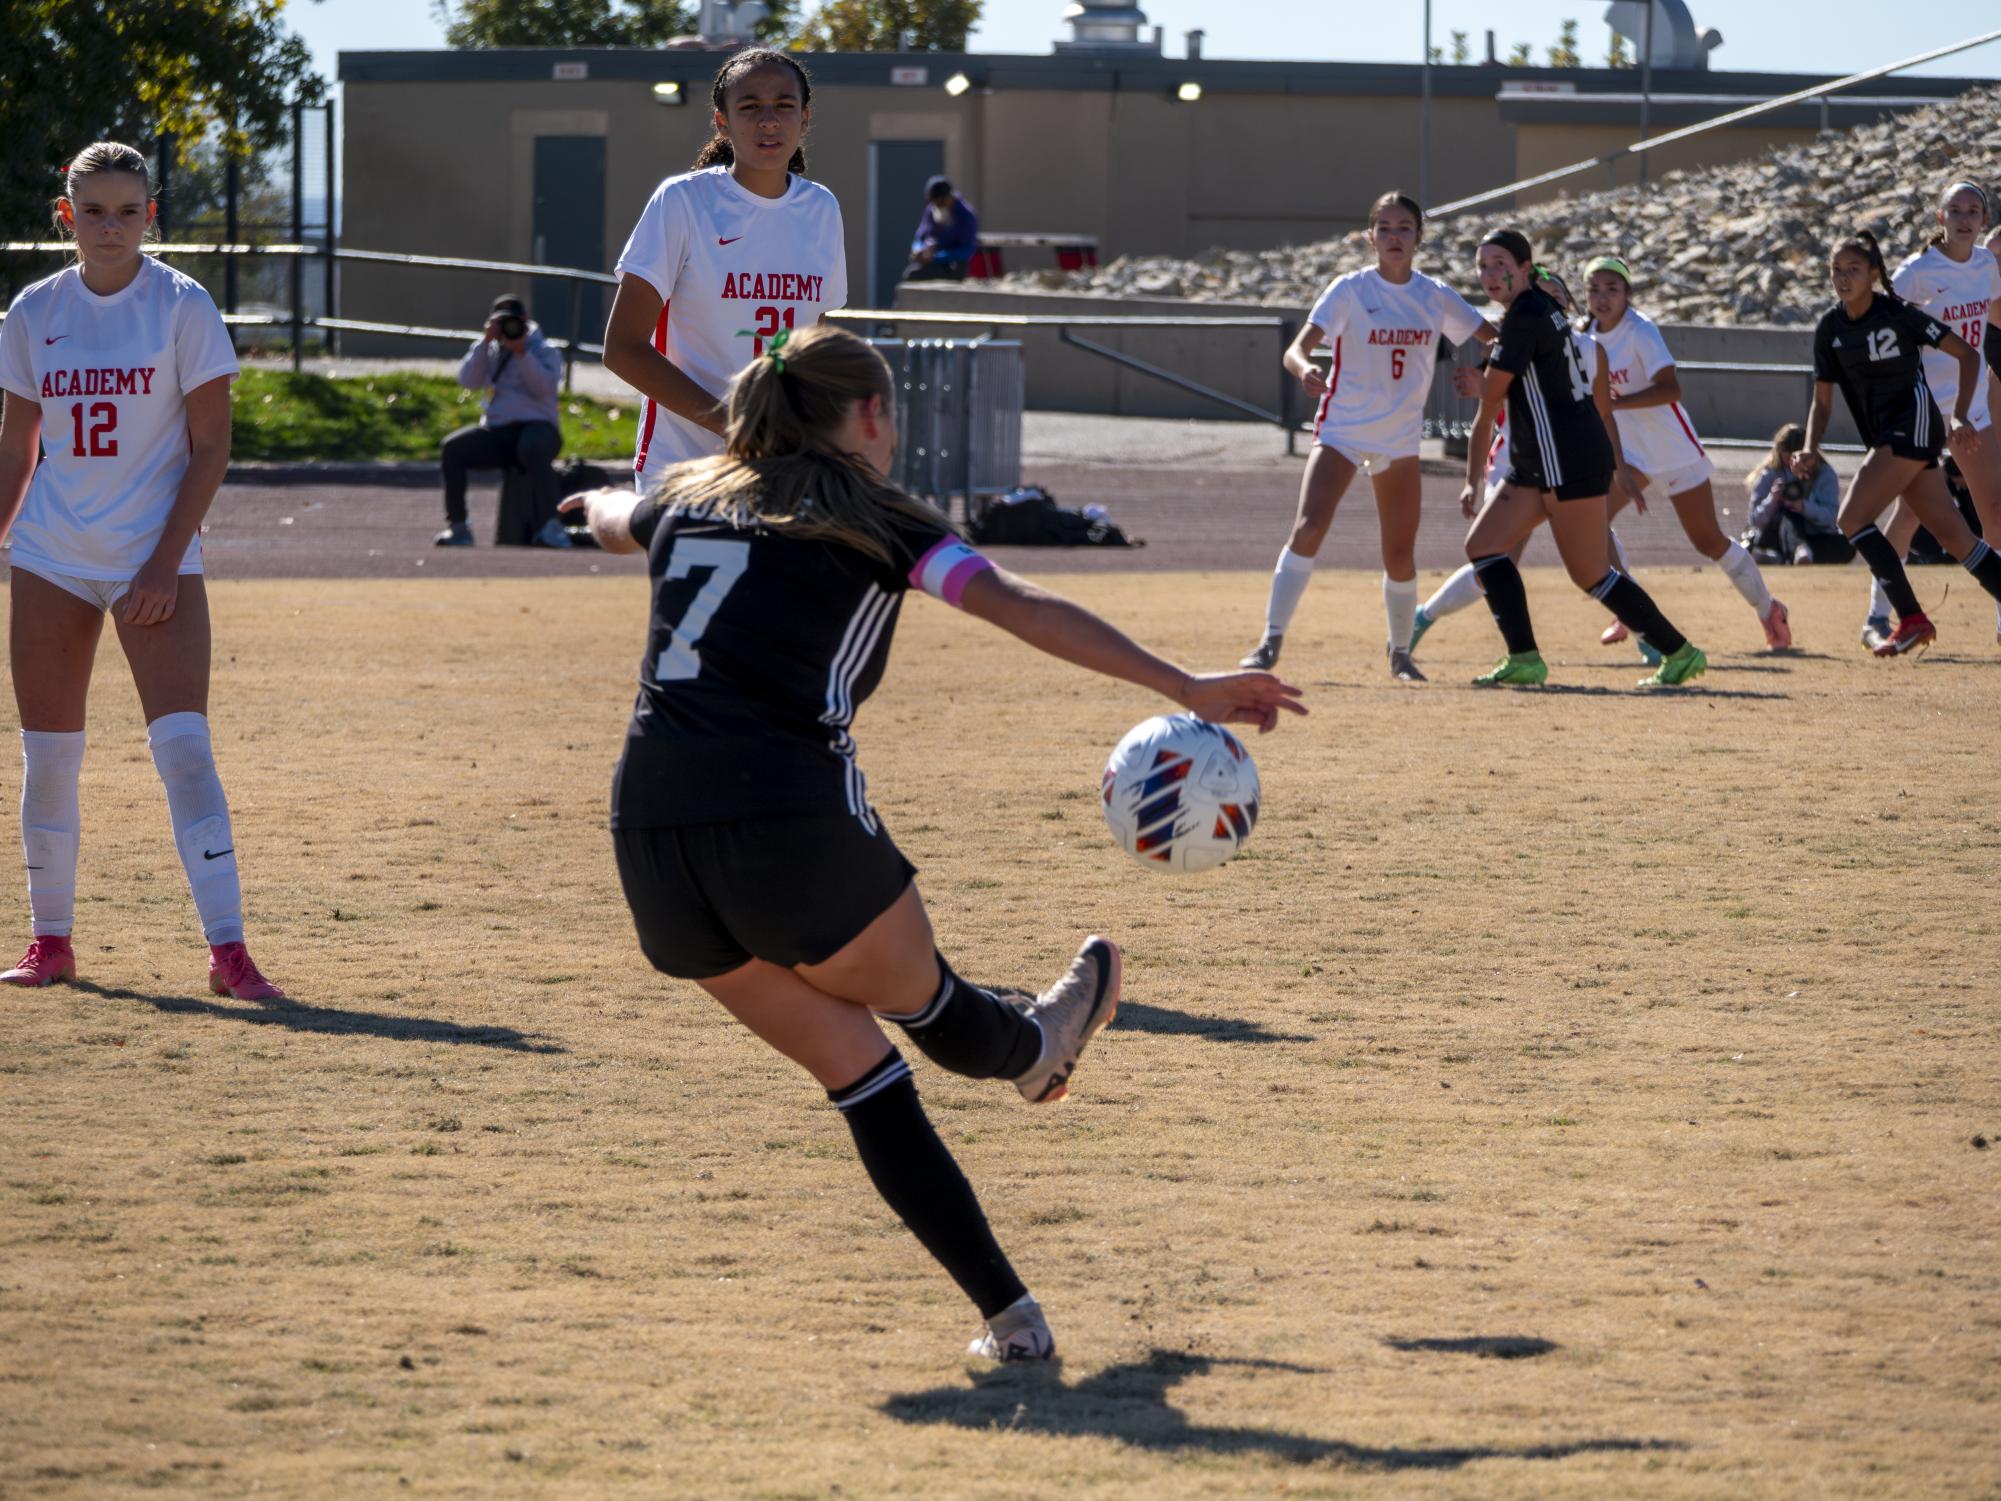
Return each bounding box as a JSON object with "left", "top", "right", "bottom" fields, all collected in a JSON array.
[
  {"left": 1460, "top": 366, "right": 1514, "bottom": 517},
  {"left": 957, "top": 566, "right": 1305, "bottom": 733},
  {"left": 562, "top": 486, "right": 647, "bottom": 554}
]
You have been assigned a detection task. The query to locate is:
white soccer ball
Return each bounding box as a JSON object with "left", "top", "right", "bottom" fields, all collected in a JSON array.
[{"left": 1101, "top": 714, "right": 1260, "bottom": 873}]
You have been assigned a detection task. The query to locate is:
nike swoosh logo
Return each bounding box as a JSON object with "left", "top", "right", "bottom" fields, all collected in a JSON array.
[
  {"left": 718, "top": 236, "right": 743, "bottom": 246},
  {"left": 44, "top": 335, "right": 69, "bottom": 345},
  {"left": 203, "top": 847, "right": 233, "bottom": 861}
]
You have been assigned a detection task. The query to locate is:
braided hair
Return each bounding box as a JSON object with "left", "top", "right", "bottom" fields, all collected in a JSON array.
[{"left": 692, "top": 49, "right": 812, "bottom": 176}]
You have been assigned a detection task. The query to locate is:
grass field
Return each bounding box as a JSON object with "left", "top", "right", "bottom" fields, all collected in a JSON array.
[{"left": 2, "top": 565, "right": 1998, "bottom": 1499}]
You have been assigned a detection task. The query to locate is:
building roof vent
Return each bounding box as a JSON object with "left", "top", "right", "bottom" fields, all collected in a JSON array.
[
  {"left": 1054, "top": 0, "right": 1163, "bottom": 54},
  {"left": 1604, "top": 0, "right": 1723, "bottom": 71}
]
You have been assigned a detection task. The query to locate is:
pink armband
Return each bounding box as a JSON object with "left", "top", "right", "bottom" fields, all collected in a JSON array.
[{"left": 908, "top": 536, "right": 994, "bottom": 607}]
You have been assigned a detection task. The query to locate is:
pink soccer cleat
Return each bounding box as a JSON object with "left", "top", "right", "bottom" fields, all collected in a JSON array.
[
  {"left": 2, "top": 935, "right": 75, "bottom": 987},
  {"left": 209, "top": 942, "right": 286, "bottom": 1001},
  {"left": 1601, "top": 620, "right": 1629, "bottom": 646},
  {"left": 1761, "top": 598, "right": 1793, "bottom": 650}
]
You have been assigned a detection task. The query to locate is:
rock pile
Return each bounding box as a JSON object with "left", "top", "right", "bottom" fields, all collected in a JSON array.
[{"left": 1004, "top": 85, "right": 2001, "bottom": 325}]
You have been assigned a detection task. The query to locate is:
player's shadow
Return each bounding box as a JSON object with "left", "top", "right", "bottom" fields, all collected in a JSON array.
[
  {"left": 67, "top": 980, "right": 565, "bottom": 1054},
  {"left": 1111, "top": 999, "right": 1312, "bottom": 1045},
  {"left": 1383, "top": 1335, "right": 1558, "bottom": 1359},
  {"left": 881, "top": 1348, "right": 1682, "bottom": 1471}
]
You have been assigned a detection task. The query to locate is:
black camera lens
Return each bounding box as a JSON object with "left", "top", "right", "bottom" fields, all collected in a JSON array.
[{"left": 498, "top": 314, "right": 527, "bottom": 340}]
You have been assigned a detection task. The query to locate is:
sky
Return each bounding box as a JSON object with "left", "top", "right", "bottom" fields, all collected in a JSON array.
[{"left": 282, "top": 1, "right": 2001, "bottom": 82}]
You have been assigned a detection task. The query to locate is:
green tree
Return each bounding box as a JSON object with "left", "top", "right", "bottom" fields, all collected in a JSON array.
[
  {"left": 1427, "top": 44, "right": 1442, "bottom": 65},
  {"left": 1, "top": 0, "right": 322, "bottom": 251},
  {"left": 433, "top": 0, "right": 802, "bottom": 47},
  {"left": 1606, "top": 25, "right": 1632, "bottom": 68},
  {"left": 1506, "top": 41, "right": 1533, "bottom": 66},
  {"left": 1449, "top": 29, "right": 1470, "bottom": 65},
  {"left": 1547, "top": 19, "right": 1581, "bottom": 67},
  {"left": 795, "top": 0, "right": 983, "bottom": 52}
]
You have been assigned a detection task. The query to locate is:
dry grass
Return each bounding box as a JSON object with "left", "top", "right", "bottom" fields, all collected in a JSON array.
[{"left": 1, "top": 565, "right": 1998, "bottom": 1500}]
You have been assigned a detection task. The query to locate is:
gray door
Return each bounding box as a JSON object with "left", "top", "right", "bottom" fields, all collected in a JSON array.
[
  {"left": 869, "top": 139, "right": 946, "bottom": 308},
  {"left": 532, "top": 135, "right": 606, "bottom": 346}
]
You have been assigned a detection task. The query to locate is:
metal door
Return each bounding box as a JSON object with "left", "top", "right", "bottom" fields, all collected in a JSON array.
[
  {"left": 532, "top": 135, "right": 606, "bottom": 345},
  {"left": 868, "top": 139, "right": 945, "bottom": 308}
]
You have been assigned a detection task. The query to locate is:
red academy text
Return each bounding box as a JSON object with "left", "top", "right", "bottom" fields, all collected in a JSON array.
[
  {"left": 41, "top": 367, "right": 156, "bottom": 399},
  {"left": 1367, "top": 328, "right": 1434, "bottom": 347},
  {"left": 721, "top": 272, "right": 827, "bottom": 303}
]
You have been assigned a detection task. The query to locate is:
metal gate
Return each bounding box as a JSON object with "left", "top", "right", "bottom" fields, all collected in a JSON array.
[{"left": 872, "top": 339, "right": 1024, "bottom": 521}]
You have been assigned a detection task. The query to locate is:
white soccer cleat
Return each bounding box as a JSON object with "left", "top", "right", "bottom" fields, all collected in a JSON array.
[
  {"left": 1013, "top": 937, "right": 1121, "bottom": 1104},
  {"left": 968, "top": 1293, "right": 1056, "bottom": 1362}
]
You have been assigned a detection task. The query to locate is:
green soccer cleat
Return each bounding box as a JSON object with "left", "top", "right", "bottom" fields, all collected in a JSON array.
[
  {"left": 1641, "top": 642, "right": 1707, "bottom": 688},
  {"left": 1638, "top": 639, "right": 1664, "bottom": 667},
  {"left": 1409, "top": 605, "right": 1434, "bottom": 650},
  {"left": 1472, "top": 650, "right": 1547, "bottom": 687}
]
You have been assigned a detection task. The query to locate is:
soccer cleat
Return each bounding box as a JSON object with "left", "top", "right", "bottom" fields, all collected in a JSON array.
[
  {"left": 1760, "top": 598, "right": 1793, "bottom": 650},
  {"left": 1013, "top": 937, "right": 1121, "bottom": 1105},
  {"left": 209, "top": 942, "right": 286, "bottom": 1002},
  {"left": 1601, "top": 619, "right": 1630, "bottom": 646},
  {"left": 1638, "top": 640, "right": 1664, "bottom": 667},
  {"left": 1641, "top": 642, "right": 1708, "bottom": 687},
  {"left": 433, "top": 522, "right": 474, "bottom": 547},
  {"left": 968, "top": 1293, "right": 1056, "bottom": 1363},
  {"left": 1239, "top": 633, "right": 1282, "bottom": 670},
  {"left": 1860, "top": 615, "right": 1892, "bottom": 653},
  {"left": 1872, "top": 613, "right": 1936, "bottom": 658},
  {"left": 1388, "top": 646, "right": 1427, "bottom": 683},
  {"left": 1472, "top": 651, "right": 1547, "bottom": 687},
  {"left": 1409, "top": 605, "right": 1434, "bottom": 650},
  {"left": 2, "top": 935, "right": 75, "bottom": 987}
]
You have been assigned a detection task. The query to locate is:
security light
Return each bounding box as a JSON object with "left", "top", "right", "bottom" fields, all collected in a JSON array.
[
  {"left": 1175, "top": 81, "right": 1203, "bottom": 103},
  {"left": 652, "top": 81, "right": 685, "bottom": 105},
  {"left": 943, "top": 72, "right": 972, "bottom": 97}
]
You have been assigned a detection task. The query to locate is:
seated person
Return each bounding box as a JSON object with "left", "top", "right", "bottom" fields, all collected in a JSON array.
[
  {"left": 437, "top": 294, "right": 564, "bottom": 547},
  {"left": 1744, "top": 422, "right": 1847, "bottom": 564},
  {"left": 902, "top": 176, "right": 979, "bottom": 284}
]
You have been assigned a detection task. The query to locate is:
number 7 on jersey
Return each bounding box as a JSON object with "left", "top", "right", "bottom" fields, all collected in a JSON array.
[{"left": 655, "top": 538, "right": 751, "bottom": 681}]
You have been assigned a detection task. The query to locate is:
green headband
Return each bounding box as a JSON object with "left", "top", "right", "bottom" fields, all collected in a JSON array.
[{"left": 1584, "top": 254, "right": 1632, "bottom": 285}]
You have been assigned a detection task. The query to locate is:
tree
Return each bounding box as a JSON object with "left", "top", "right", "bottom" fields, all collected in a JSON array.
[
  {"left": 1606, "top": 25, "right": 1632, "bottom": 68},
  {"left": 1427, "top": 44, "right": 1443, "bottom": 65},
  {"left": 1450, "top": 29, "right": 1471, "bottom": 66},
  {"left": 1547, "top": 19, "right": 1581, "bottom": 67},
  {"left": 432, "top": 0, "right": 693, "bottom": 45},
  {"left": 795, "top": 0, "right": 983, "bottom": 52},
  {"left": 1, "top": 0, "right": 322, "bottom": 251},
  {"left": 1506, "top": 41, "right": 1533, "bottom": 66}
]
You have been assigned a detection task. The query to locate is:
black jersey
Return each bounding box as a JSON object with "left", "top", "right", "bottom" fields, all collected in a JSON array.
[
  {"left": 1812, "top": 294, "right": 1950, "bottom": 452},
  {"left": 611, "top": 497, "right": 991, "bottom": 831},
  {"left": 1491, "top": 285, "right": 1612, "bottom": 492}
]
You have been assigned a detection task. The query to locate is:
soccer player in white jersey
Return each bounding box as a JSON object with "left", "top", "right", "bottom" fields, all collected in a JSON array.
[
  {"left": 1241, "top": 192, "right": 1495, "bottom": 683},
  {"left": 0, "top": 143, "right": 282, "bottom": 998},
  {"left": 1861, "top": 183, "right": 2001, "bottom": 649},
  {"left": 1585, "top": 255, "right": 1793, "bottom": 652},
  {"left": 603, "top": 49, "right": 848, "bottom": 489}
]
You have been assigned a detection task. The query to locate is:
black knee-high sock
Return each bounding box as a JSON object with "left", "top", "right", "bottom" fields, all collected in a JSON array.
[
  {"left": 1962, "top": 539, "right": 2001, "bottom": 601},
  {"left": 1588, "top": 570, "right": 1688, "bottom": 656},
  {"left": 879, "top": 958, "right": 1042, "bottom": 1081},
  {"left": 1850, "top": 525, "right": 1922, "bottom": 617},
  {"left": 1472, "top": 555, "right": 1538, "bottom": 654},
  {"left": 829, "top": 1052, "right": 1027, "bottom": 1319}
]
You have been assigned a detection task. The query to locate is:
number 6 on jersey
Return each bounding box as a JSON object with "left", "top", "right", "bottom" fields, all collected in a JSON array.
[{"left": 655, "top": 538, "right": 751, "bottom": 681}]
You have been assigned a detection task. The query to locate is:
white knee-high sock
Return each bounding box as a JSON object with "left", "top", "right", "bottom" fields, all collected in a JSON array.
[
  {"left": 1717, "top": 540, "right": 1774, "bottom": 615},
  {"left": 1868, "top": 575, "right": 1893, "bottom": 621},
  {"left": 147, "top": 713, "right": 244, "bottom": 946},
  {"left": 1422, "top": 563, "right": 1486, "bottom": 620},
  {"left": 1263, "top": 547, "right": 1316, "bottom": 636},
  {"left": 1609, "top": 528, "right": 1632, "bottom": 575},
  {"left": 21, "top": 730, "right": 85, "bottom": 938},
  {"left": 1383, "top": 574, "right": 1418, "bottom": 650}
]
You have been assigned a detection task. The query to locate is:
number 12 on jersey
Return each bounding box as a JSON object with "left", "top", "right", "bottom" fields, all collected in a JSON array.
[{"left": 655, "top": 538, "right": 750, "bottom": 681}]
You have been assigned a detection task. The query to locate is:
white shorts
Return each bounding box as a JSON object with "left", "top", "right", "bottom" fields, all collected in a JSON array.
[
  {"left": 1943, "top": 394, "right": 1995, "bottom": 432},
  {"left": 10, "top": 561, "right": 199, "bottom": 613},
  {"left": 1642, "top": 453, "right": 1717, "bottom": 498},
  {"left": 1318, "top": 436, "right": 1413, "bottom": 474}
]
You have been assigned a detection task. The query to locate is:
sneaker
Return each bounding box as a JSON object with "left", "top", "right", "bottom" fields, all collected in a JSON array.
[
  {"left": 2, "top": 935, "right": 75, "bottom": 987},
  {"left": 433, "top": 522, "right": 473, "bottom": 547},
  {"left": 533, "top": 516, "right": 575, "bottom": 550},
  {"left": 1472, "top": 651, "right": 1547, "bottom": 687},
  {"left": 1014, "top": 937, "right": 1121, "bottom": 1105},
  {"left": 1388, "top": 645, "right": 1427, "bottom": 683},
  {"left": 968, "top": 1293, "right": 1056, "bottom": 1363},
  {"left": 1760, "top": 598, "right": 1793, "bottom": 651},
  {"left": 1601, "top": 620, "right": 1630, "bottom": 646},
  {"left": 1641, "top": 642, "right": 1708, "bottom": 687},
  {"left": 1872, "top": 613, "right": 1936, "bottom": 657},
  {"left": 1409, "top": 605, "right": 1435, "bottom": 650},
  {"left": 209, "top": 942, "right": 286, "bottom": 1002},
  {"left": 1638, "top": 640, "right": 1664, "bottom": 667},
  {"left": 1239, "top": 634, "right": 1282, "bottom": 670},
  {"left": 1861, "top": 615, "right": 1892, "bottom": 653}
]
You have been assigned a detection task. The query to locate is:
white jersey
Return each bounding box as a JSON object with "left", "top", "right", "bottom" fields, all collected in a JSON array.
[
  {"left": 1587, "top": 309, "right": 1707, "bottom": 475},
  {"left": 1892, "top": 244, "right": 2001, "bottom": 416},
  {"left": 0, "top": 257, "right": 238, "bottom": 580},
  {"left": 1308, "top": 268, "right": 1485, "bottom": 455},
  {"left": 615, "top": 166, "right": 848, "bottom": 484}
]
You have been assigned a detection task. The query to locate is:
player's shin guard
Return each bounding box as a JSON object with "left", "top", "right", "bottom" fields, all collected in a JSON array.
[
  {"left": 1961, "top": 539, "right": 2001, "bottom": 601},
  {"left": 1423, "top": 563, "right": 1486, "bottom": 620},
  {"left": 1849, "top": 526, "right": 1922, "bottom": 619},
  {"left": 829, "top": 1051, "right": 1029, "bottom": 1319},
  {"left": 20, "top": 730, "right": 85, "bottom": 938},
  {"left": 1383, "top": 574, "right": 1418, "bottom": 651},
  {"left": 1717, "top": 541, "right": 1775, "bottom": 615},
  {"left": 1472, "top": 555, "right": 1538, "bottom": 654},
  {"left": 147, "top": 713, "right": 244, "bottom": 945},
  {"left": 1588, "top": 571, "right": 1688, "bottom": 656},
  {"left": 878, "top": 958, "right": 1043, "bottom": 1081},
  {"left": 1264, "top": 547, "right": 1315, "bottom": 635}
]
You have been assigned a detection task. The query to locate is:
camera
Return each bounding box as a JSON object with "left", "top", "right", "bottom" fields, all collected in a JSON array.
[
  {"left": 497, "top": 313, "right": 527, "bottom": 341},
  {"left": 1779, "top": 476, "right": 1806, "bottom": 502}
]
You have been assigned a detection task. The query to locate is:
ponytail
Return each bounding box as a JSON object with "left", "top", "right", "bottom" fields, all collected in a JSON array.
[{"left": 692, "top": 48, "right": 812, "bottom": 176}]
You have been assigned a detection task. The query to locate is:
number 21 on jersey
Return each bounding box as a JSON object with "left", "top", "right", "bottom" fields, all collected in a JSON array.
[
  {"left": 655, "top": 538, "right": 750, "bottom": 681},
  {"left": 751, "top": 305, "right": 794, "bottom": 356}
]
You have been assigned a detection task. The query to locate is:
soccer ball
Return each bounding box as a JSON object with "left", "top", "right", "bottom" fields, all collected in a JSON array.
[{"left": 1101, "top": 714, "right": 1260, "bottom": 873}]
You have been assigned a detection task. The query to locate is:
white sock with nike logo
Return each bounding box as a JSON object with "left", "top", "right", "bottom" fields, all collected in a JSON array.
[
  {"left": 21, "top": 729, "right": 85, "bottom": 938},
  {"left": 148, "top": 713, "right": 244, "bottom": 946}
]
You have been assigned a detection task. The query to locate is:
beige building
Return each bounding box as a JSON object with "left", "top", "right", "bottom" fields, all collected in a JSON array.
[{"left": 335, "top": 48, "right": 1988, "bottom": 349}]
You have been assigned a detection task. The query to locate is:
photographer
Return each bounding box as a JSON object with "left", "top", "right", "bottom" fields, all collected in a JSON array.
[
  {"left": 1744, "top": 422, "right": 1849, "bottom": 564},
  {"left": 902, "top": 177, "right": 979, "bottom": 285},
  {"left": 436, "top": 294, "right": 565, "bottom": 547}
]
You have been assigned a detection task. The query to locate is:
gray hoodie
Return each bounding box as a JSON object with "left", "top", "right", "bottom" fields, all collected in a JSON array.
[{"left": 457, "top": 326, "right": 562, "bottom": 428}]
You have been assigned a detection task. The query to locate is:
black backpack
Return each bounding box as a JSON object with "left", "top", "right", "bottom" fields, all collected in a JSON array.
[{"left": 967, "top": 486, "right": 1140, "bottom": 548}]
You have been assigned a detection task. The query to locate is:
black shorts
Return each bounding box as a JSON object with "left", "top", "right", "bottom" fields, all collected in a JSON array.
[
  {"left": 1985, "top": 323, "right": 2000, "bottom": 382},
  {"left": 1504, "top": 458, "right": 1615, "bottom": 502},
  {"left": 613, "top": 813, "right": 917, "bottom": 980}
]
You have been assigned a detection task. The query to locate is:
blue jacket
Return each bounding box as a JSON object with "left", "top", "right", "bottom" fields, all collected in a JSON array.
[{"left": 911, "top": 195, "right": 980, "bottom": 266}]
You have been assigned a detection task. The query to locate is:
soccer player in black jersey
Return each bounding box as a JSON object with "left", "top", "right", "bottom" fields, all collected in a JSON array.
[
  {"left": 564, "top": 325, "right": 1303, "bottom": 1363},
  {"left": 1456, "top": 229, "right": 1707, "bottom": 687},
  {"left": 1798, "top": 229, "right": 2001, "bottom": 656}
]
